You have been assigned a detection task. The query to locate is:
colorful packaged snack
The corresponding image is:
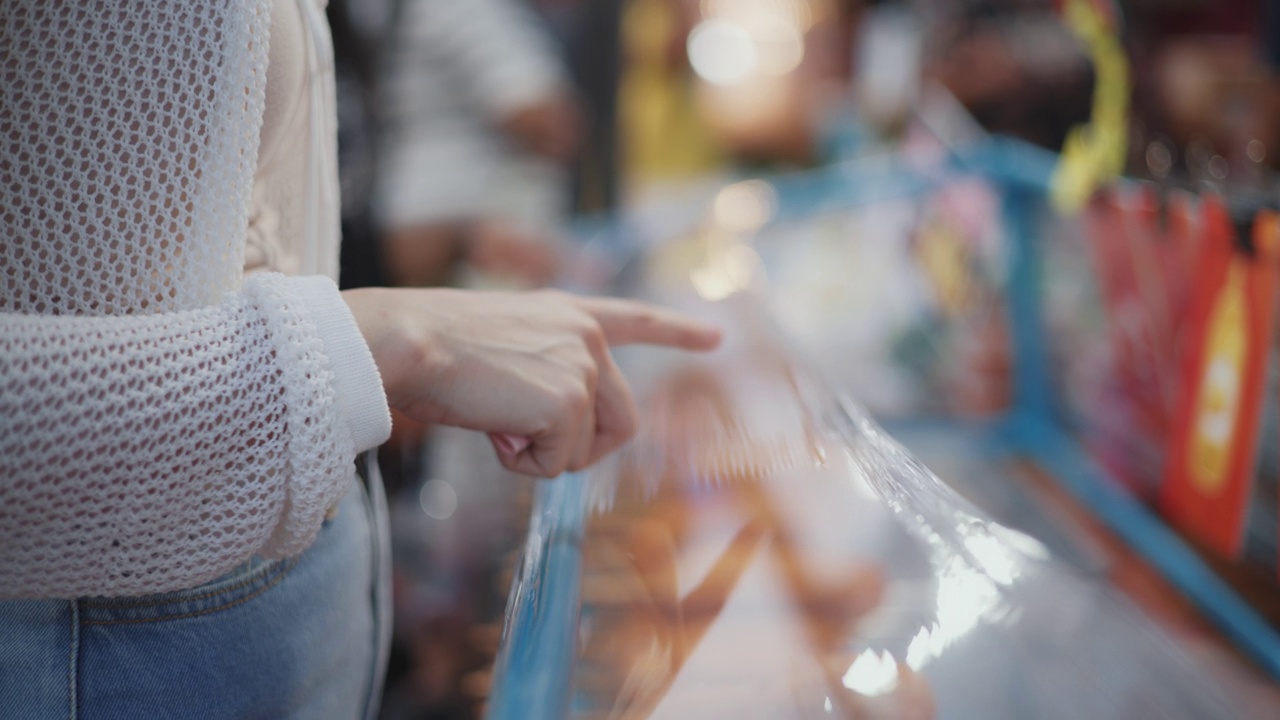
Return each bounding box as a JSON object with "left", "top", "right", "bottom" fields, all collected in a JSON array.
[{"left": 1161, "top": 200, "right": 1280, "bottom": 559}]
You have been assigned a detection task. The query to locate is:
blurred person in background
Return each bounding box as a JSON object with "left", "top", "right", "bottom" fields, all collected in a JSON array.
[
  {"left": 368, "top": 0, "right": 587, "bottom": 500},
  {"left": 375, "top": 0, "right": 582, "bottom": 290},
  {"left": 362, "top": 5, "right": 594, "bottom": 718},
  {"left": 371, "top": 0, "right": 587, "bottom": 481}
]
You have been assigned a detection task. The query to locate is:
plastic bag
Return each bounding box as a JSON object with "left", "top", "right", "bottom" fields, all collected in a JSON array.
[{"left": 489, "top": 291, "right": 1243, "bottom": 719}]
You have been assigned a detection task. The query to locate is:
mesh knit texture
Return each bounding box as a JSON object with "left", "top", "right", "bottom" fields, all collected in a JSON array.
[{"left": 1, "top": 0, "right": 357, "bottom": 597}]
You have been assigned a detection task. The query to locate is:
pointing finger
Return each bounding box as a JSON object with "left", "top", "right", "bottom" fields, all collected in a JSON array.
[{"left": 574, "top": 297, "right": 721, "bottom": 351}]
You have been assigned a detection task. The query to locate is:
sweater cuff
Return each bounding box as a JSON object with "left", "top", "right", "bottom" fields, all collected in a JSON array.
[{"left": 292, "top": 276, "right": 392, "bottom": 453}]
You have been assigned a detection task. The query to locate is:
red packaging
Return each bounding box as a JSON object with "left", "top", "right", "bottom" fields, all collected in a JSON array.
[
  {"left": 1160, "top": 201, "right": 1280, "bottom": 559},
  {"left": 1081, "top": 187, "right": 1177, "bottom": 496}
]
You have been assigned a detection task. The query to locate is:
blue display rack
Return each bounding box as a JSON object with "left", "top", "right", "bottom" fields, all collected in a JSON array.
[{"left": 486, "top": 138, "right": 1280, "bottom": 720}]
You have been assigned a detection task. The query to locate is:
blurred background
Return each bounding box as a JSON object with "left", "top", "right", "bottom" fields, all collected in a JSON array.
[{"left": 321, "top": 0, "right": 1280, "bottom": 716}]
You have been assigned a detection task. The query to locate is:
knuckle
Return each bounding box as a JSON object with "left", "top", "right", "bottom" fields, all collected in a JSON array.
[
  {"left": 628, "top": 307, "right": 657, "bottom": 329},
  {"left": 580, "top": 360, "right": 599, "bottom": 389},
  {"left": 559, "top": 386, "right": 591, "bottom": 415},
  {"left": 581, "top": 324, "right": 607, "bottom": 354}
]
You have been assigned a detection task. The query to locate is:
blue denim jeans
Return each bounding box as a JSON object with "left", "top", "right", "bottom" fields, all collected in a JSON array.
[{"left": 0, "top": 458, "right": 392, "bottom": 720}]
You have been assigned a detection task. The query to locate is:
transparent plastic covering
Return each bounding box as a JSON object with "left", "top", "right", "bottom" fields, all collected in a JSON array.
[{"left": 488, "top": 286, "right": 1243, "bottom": 719}]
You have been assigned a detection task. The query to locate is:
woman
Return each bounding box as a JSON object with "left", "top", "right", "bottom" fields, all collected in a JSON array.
[{"left": 0, "top": 1, "right": 718, "bottom": 718}]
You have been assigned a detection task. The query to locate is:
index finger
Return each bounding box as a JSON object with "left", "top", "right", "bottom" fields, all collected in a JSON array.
[{"left": 573, "top": 296, "right": 722, "bottom": 351}]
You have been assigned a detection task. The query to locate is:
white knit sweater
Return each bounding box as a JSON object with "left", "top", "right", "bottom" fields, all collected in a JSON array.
[{"left": 0, "top": 0, "right": 392, "bottom": 598}]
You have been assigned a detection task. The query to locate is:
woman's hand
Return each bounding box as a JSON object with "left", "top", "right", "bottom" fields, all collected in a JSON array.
[
  {"left": 344, "top": 288, "right": 721, "bottom": 477},
  {"left": 498, "top": 93, "right": 581, "bottom": 163}
]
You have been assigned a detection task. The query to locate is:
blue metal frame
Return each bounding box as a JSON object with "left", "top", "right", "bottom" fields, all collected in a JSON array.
[
  {"left": 979, "top": 140, "right": 1280, "bottom": 677},
  {"left": 487, "top": 474, "right": 588, "bottom": 720}
]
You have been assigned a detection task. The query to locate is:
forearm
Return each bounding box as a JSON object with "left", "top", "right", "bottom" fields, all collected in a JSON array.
[{"left": 1, "top": 274, "right": 390, "bottom": 598}]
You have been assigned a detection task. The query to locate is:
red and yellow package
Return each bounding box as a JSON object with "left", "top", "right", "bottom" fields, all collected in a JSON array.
[{"left": 1160, "top": 200, "right": 1280, "bottom": 559}]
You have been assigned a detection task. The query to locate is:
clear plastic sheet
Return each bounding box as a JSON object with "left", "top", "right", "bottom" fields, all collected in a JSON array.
[
  {"left": 490, "top": 292, "right": 1244, "bottom": 719},
  {"left": 489, "top": 143, "right": 1271, "bottom": 716}
]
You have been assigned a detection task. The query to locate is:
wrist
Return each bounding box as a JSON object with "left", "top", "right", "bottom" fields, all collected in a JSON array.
[
  {"left": 343, "top": 287, "right": 451, "bottom": 416},
  {"left": 292, "top": 278, "right": 392, "bottom": 452}
]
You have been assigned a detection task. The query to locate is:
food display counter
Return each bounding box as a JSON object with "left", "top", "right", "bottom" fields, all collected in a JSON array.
[
  {"left": 486, "top": 297, "right": 1239, "bottom": 718},
  {"left": 482, "top": 140, "right": 1280, "bottom": 718}
]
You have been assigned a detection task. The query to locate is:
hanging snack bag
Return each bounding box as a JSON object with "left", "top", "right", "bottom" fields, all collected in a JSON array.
[{"left": 1161, "top": 200, "right": 1280, "bottom": 559}]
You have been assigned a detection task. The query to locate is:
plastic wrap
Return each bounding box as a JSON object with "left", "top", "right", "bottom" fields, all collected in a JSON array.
[
  {"left": 485, "top": 140, "right": 1280, "bottom": 716},
  {"left": 489, "top": 288, "right": 1243, "bottom": 719}
]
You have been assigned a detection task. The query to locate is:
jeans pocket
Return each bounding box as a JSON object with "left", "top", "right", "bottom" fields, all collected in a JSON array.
[{"left": 77, "top": 555, "right": 298, "bottom": 625}]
